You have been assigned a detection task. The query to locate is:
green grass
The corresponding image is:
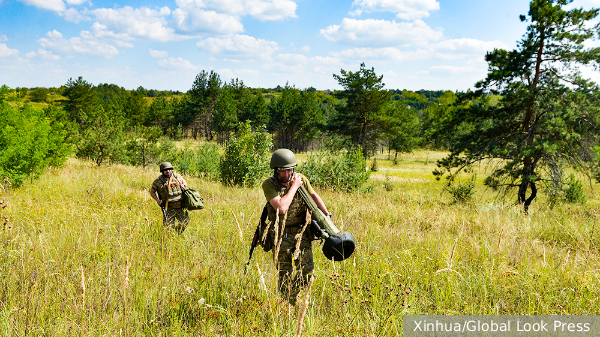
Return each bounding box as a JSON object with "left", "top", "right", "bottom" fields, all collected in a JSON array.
[{"left": 1, "top": 152, "right": 599, "bottom": 335}]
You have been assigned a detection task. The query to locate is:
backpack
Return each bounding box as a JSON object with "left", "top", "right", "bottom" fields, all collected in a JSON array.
[{"left": 182, "top": 188, "right": 204, "bottom": 210}]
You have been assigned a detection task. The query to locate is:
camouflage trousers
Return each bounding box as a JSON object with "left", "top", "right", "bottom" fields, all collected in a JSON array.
[
  {"left": 273, "top": 226, "right": 314, "bottom": 305},
  {"left": 164, "top": 207, "right": 190, "bottom": 233}
]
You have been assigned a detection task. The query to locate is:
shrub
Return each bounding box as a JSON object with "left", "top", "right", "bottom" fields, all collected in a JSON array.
[
  {"left": 545, "top": 180, "right": 564, "bottom": 208},
  {"left": 564, "top": 174, "right": 585, "bottom": 204},
  {"left": 170, "top": 143, "right": 220, "bottom": 180},
  {"left": 29, "top": 87, "right": 49, "bottom": 102},
  {"left": 175, "top": 148, "right": 196, "bottom": 176},
  {"left": 300, "top": 148, "right": 370, "bottom": 192},
  {"left": 446, "top": 178, "right": 475, "bottom": 203},
  {"left": 195, "top": 143, "right": 220, "bottom": 180},
  {"left": 220, "top": 121, "right": 272, "bottom": 186},
  {"left": 383, "top": 175, "right": 394, "bottom": 191},
  {"left": 0, "top": 104, "right": 74, "bottom": 186},
  {"left": 125, "top": 126, "right": 162, "bottom": 168},
  {"left": 370, "top": 158, "right": 379, "bottom": 172},
  {"left": 75, "top": 105, "right": 126, "bottom": 166},
  {"left": 156, "top": 137, "right": 177, "bottom": 164}
]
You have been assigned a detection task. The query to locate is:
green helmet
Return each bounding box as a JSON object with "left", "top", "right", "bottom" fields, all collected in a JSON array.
[
  {"left": 159, "top": 162, "right": 174, "bottom": 172},
  {"left": 270, "top": 149, "right": 297, "bottom": 169}
]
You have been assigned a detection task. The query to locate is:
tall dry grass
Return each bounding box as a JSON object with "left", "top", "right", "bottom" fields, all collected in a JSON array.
[{"left": 0, "top": 153, "right": 599, "bottom": 335}]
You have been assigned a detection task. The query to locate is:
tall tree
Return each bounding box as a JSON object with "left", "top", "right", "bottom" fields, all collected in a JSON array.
[
  {"left": 421, "top": 91, "right": 458, "bottom": 149},
  {"left": 62, "top": 77, "right": 99, "bottom": 126},
  {"left": 332, "top": 63, "right": 391, "bottom": 158},
  {"left": 380, "top": 101, "right": 421, "bottom": 160},
  {"left": 434, "top": 0, "right": 600, "bottom": 211},
  {"left": 240, "top": 92, "right": 269, "bottom": 128},
  {"left": 269, "top": 85, "right": 324, "bottom": 151},
  {"left": 212, "top": 85, "right": 239, "bottom": 142},
  {"left": 123, "top": 90, "right": 149, "bottom": 127},
  {"left": 187, "top": 70, "right": 222, "bottom": 140},
  {"left": 148, "top": 96, "right": 174, "bottom": 136},
  {"left": 75, "top": 105, "right": 126, "bottom": 166}
]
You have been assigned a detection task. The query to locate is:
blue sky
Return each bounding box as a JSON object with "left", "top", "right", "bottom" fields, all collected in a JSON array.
[{"left": 0, "top": 0, "right": 598, "bottom": 91}]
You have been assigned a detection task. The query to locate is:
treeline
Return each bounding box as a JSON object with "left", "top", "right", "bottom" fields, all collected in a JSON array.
[
  {"left": 2, "top": 66, "right": 455, "bottom": 154},
  {"left": 0, "top": 65, "right": 460, "bottom": 187}
]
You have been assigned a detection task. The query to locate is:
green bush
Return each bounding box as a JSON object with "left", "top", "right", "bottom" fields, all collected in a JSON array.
[
  {"left": 383, "top": 175, "right": 394, "bottom": 191},
  {"left": 0, "top": 104, "right": 74, "bottom": 186},
  {"left": 220, "top": 121, "right": 272, "bottom": 186},
  {"left": 564, "top": 174, "right": 585, "bottom": 204},
  {"left": 175, "top": 148, "right": 196, "bottom": 176},
  {"left": 300, "top": 148, "right": 370, "bottom": 192},
  {"left": 0, "top": 85, "right": 11, "bottom": 103},
  {"left": 370, "top": 158, "right": 379, "bottom": 172},
  {"left": 125, "top": 126, "right": 162, "bottom": 168},
  {"left": 169, "top": 143, "right": 220, "bottom": 180},
  {"left": 156, "top": 137, "right": 177, "bottom": 164},
  {"left": 446, "top": 179, "right": 475, "bottom": 203},
  {"left": 195, "top": 143, "right": 220, "bottom": 180}
]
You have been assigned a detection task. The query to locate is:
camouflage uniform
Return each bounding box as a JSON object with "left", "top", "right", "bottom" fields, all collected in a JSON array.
[
  {"left": 151, "top": 173, "right": 190, "bottom": 233},
  {"left": 262, "top": 174, "right": 314, "bottom": 304}
]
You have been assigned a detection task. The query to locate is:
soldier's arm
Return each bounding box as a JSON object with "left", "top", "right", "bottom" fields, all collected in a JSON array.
[
  {"left": 268, "top": 174, "right": 302, "bottom": 214},
  {"left": 149, "top": 189, "right": 161, "bottom": 206},
  {"left": 177, "top": 174, "right": 188, "bottom": 189},
  {"left": 310, "top": 192, "right": 331, "bottom": 220}
]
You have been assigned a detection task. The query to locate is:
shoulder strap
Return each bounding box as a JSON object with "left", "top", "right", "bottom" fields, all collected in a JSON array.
[
  {"left": 164, "top": 175, "right": 172, "bottom": 210},
  {"left": 268, "top": 175, "right": 278, "bottom": 188}
]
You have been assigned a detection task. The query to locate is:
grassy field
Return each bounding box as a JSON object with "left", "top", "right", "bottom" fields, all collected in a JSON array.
[{"left": 1, "top": 151, "right": 599, "bottom": 336}]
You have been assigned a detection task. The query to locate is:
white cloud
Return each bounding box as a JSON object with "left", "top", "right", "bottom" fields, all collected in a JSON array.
[
  {"left": 114, "top": 41, "right": 134, "bottom": 48},
  {"left": 65, "top": 0, "right": 88, "bottom": 5},
  {"left": 172, "top": 8, "right": 244, "bottom": 35},
  {"left": 276, "top": 53, "right": 308, "bottom": 64},
  {"left": 46, "top": 30, "right": 63, "bottom": 39},
  {"left": 265, "top": 53, "right": 308, "bottom": 72},
  {"left": 332, "top": 47, "right": 427, "bottom": 61},
  {"left": 301, "top": 46, "right": 310, "bottom": 52},
  {"left": 0, "top": 35, "right": 7, "bottom": 42},
  {"left": 431, "top": 38, "right": 508, "bottom": 53},
  {"left": 409, "top": 58, "right": 488, "bottom": 89},
  {"left": 311, "top": 56, "right": 340, "bottom": 65},
  {"left": 60, "top": 8, "right": 90, "bottom": 23},
  {"left": 157, "top": 57, "right": 199, "bottom": 71},
  {"left": 571, "top": 0, "right": 600, "bottom": 7},
  {"left": 26, "top": 48, "right": 61, "bottom": 60},
  {"left": 0, "top": 43, "right": 19, "bottom": 57},
  {"left": 197, "top": 34, "right": 279, "bottom": 60},
  {"left": 238, "top": 0, "right": 298, "bottom": 20},
  {"left": 174, "top": 0, "right": 297, "bottom": 21},
  {"left": 219, "top": 68, "right": 261, "bottom": 80},
  {"left": 150, "top": 49, "right": 169, "bottom": 58},
  {"left": 18, "top": 0, "right": 65, "bottom": 12},
  {"left": 90, "top": 22, "right": 132, "bottom": 41},
  {"left": 91, "top": 6, "right": 181, "bottom": 42},
  {"left": 423, "top": 57, "right": 487, "bottom": 78},
  {"left": 320, "top": 18, "right": 442, "bottom": 46},
  {"left": 37, "top": 29, "right": 119, "bottom": 58},
  {"left": 428, "top": 65, "right": 478, "bottom": 75},
  {"left": 350, "top": 0, "right": 439, "bottom": 20}
]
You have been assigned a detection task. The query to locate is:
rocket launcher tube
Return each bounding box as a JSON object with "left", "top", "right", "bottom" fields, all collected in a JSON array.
[
  {"left": 298, "top": 184, "right": 355, "bottom": 261},
  {"left": 297, "top": 185, "right": 339, "bottom": 236}
]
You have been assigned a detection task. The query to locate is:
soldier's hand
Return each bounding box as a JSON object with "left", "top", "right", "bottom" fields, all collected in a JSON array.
[{"left": 291, "top": 174, "right": 303, "bottom": 188}]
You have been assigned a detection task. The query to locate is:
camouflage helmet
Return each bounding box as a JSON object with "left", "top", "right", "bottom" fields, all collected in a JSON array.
[
  {"left": 159, "top": 162, "right": 174, "bottom": 172},
  {"left": 270, "top": 149, "right": 297, "bottom": 169}
]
